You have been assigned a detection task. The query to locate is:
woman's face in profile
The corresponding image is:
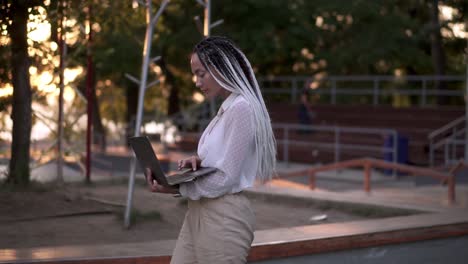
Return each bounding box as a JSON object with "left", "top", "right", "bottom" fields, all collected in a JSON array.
[{"left": 191, "top": 53, "right": 228, "bottom": 99}]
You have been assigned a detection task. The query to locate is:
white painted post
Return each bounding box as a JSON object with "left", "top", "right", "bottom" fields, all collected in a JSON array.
[
  {"left": 124, "top": 0, "right": 170, "bottom": 229},
  {"left": 203, "top": 0, "right": 211, "bottom": 37}
]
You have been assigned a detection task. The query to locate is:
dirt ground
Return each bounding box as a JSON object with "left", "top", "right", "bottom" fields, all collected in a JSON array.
[{"left": 0, "top": 180, "right": 386, "bottom": 249}]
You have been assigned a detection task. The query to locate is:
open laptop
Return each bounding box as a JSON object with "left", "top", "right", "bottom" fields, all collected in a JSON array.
[{"left": 128, "top": 136, "right": 216, "bottom": 187}]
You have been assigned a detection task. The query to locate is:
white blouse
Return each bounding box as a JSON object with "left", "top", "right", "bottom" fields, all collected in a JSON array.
[{"left": 179, "top": 93, "right": 257, "bottom": 200}]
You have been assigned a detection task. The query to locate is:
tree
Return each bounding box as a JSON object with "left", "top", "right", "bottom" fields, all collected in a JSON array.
[
  {"left": 89, "top": 0, "right": 200, "bottom": 124},
  {"left": 89, "top": 1, "right": 146, "bottom": 127},
  {"left": 47, "top": 0, "right": 108, "bottom": 152},
  {"left": 154, "top": 0, "right": 202, "bottom": 115},
  {"left": 429, "top": 0, "right": 447, "bottom": 104},
  {"left": 211, "top": 0, "right": 466, "bottom": 77},
  {"left": 1, "top": 0, "right": 43, "bottom": 186}
]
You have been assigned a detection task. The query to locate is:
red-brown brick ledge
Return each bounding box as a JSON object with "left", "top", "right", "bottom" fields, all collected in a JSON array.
[{"left": 1, "top": 211, "right": 468, "bottom": 264}]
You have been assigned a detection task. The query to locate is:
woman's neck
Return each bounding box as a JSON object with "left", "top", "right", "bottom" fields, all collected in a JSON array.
[{"left": 219, "top": 89, "right": 231, "bottom": 100}]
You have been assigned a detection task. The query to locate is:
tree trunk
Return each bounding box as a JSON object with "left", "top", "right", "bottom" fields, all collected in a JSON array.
[
  {"left": 429, "top": 0, "right": 448, "bottom": 105},
  {"left": 75, "top": 68, "right": 106, "bottom": 153},
  {"left": 86, "top": 1, "right": 106, "bottom": 153},
  {"left": 48, "top": 0, "right": 59, "bottom": 43},
  {"left": 91, "top": 76, "right": 107, "bottom": 152},
  {"left": 8, "top": 1, "right": 32, "bottom": 186},
  {"left": 56, "top": 0, "right": 67, "bottom": 184},
  {"left": 159, "top": 55, "right": 179, "bottom": 115},
  {"left": 125, "top": 81, "right": 138, "bottom": 144},
  {"left": 77, "top": 67, "right": 106, "bottom": 152}
]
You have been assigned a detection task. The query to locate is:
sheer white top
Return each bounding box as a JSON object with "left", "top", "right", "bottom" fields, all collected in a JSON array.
[{"left": 179, "top": 93, "right": 257, "bottom": 200}]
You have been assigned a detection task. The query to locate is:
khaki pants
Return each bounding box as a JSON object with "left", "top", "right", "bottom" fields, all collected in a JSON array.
[{"left": 170, "top": 192, "right": 255, "bottom": 264}]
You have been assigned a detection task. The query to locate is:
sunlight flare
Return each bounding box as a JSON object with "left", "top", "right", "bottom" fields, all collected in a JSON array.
[{"left": 0, "top": 84, "right": 13, "bottom": 97}]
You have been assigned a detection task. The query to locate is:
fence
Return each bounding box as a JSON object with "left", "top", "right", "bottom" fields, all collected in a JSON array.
[
  {"left": 273, "top": 123, "right": 399, "bottom": 169},
  {"left": 428, "top": 116, "right": 466, "bottom": 167},
  {"left": 258, "top": 75, "right": 465, "bottom": 106},
  {"left": 277, "top": 157, "right": 456, "bottom": 205}
]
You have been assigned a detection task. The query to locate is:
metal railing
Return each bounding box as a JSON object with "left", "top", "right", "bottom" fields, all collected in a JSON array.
[
  {"left": 277, "top": 157, "right": 456, "bottom": 205},
  {"left": 442, "top": 128, "right": 466, "bottom": 166},
  {"left": 273, "top": 123, "right": 399, "bottom": 169},
  {"left": 258, "top": 75, "right": 465, "bottom": 106},
  {"left": 129, "top": 75, "right": 465, "bottom": 168},
  {"left": 428, "top": 116, "right": 466, "bottom": 167},
  {"left": 152, "top": 119, "right": 401, "bottom": 174}
]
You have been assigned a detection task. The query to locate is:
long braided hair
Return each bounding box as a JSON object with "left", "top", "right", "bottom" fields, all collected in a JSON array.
[{"left": 193, "top": 36, "right": 276, "bottom": 182}]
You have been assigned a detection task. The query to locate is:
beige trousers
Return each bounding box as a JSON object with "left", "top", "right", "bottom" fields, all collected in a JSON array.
[{"left": 170, "top": 192, "right": 255, "bottom": 264}]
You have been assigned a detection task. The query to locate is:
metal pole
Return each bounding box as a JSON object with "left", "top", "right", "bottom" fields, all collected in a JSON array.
[
  {"left": 85, "top": 1, "right": 93, "bottom": 184},
  {"left": 364, "top": 161, "right": 371, "bottom": 193},
  {"left": 334, "top": 126, "right": 340, "bottom": 176},
  {"left": 447, "top": 175, "right": 456, "bottom": 205},
  {"left": 284, "top": 126, "right": 289, "bottom": 167},
  {"left": 308, "top": 171, "right": 316, "bottom": 190},
  {"left": 334, "top": 126, "right": 339, "bottom": 163},
  {"left": 392, "top": 131, "right": 398, "bottom": 178},
  {"left": 56, "top": 0, "right": 66, "bottom": 185},
  {"left": 124, "top": 0, "right": 170, "bottom": 228},
  {"left": 465, "top": 30, "right": 468, "bottom": 161},
  {"left": 203, "top": 0, "right": 211, "bottom": 37}
]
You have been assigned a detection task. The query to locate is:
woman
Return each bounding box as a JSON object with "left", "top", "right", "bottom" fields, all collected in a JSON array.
[{"left": 145, "top": 36, "right": 276, "bottom": 264}]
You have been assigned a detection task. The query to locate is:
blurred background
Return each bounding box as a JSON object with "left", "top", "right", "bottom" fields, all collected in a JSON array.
[{"left": 0, "top": 0, "right": 467, "bottom": 186}]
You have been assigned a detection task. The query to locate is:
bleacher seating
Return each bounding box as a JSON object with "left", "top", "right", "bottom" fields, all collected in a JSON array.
[
  {"left": 268, "top": 103, "right": 465, "bottom": 165},
  {"left": 170, "top": 102, "right": 464, "bottom": 166}
]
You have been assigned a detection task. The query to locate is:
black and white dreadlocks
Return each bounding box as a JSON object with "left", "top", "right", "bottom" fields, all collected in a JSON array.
[{"left": 193, "top": 36, "right": 277, "bottom": 182}]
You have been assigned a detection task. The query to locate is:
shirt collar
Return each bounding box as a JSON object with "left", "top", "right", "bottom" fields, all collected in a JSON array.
[{"left": 218, "top": 93, "right": 238, "bottom": 116}]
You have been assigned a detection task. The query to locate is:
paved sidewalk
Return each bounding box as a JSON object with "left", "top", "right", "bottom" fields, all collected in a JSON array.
[
  {"left": 1, "top": 145, "right": 468, "bottom": 264},
  {"left": 19, "top": 144, "right": 468, "bottom": 213}
]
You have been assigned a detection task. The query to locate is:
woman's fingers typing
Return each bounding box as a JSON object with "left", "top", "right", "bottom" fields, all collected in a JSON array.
[
  {"left": 178, "top": 156, "right": 199, "bottom": 171},
  {"left": 191, "top": 156, "right": 198, "bottom": 171}
]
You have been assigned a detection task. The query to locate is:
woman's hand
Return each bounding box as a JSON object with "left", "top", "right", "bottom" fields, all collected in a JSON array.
[
  {"left": 144, "top": 168, "right": 179, "bottom": 194},
  {"left": 177, "top": 155, "right": 201, "bottom": 171}
]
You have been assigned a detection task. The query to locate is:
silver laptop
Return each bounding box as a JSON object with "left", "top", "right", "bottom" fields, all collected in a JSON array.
[{"left": 128, "top": 136, "right": 216, "bottom": 187}]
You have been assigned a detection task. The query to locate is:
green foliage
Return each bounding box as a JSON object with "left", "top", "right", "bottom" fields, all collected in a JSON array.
[
  {"left": 214, "top": 0, "right": 432, "bottom": 75},
  {"left": 2, "top": 0, "right": 467, "bottom": 141},
  {"left": 64, "top": 0, "right": 467, "bottom": 123}
]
